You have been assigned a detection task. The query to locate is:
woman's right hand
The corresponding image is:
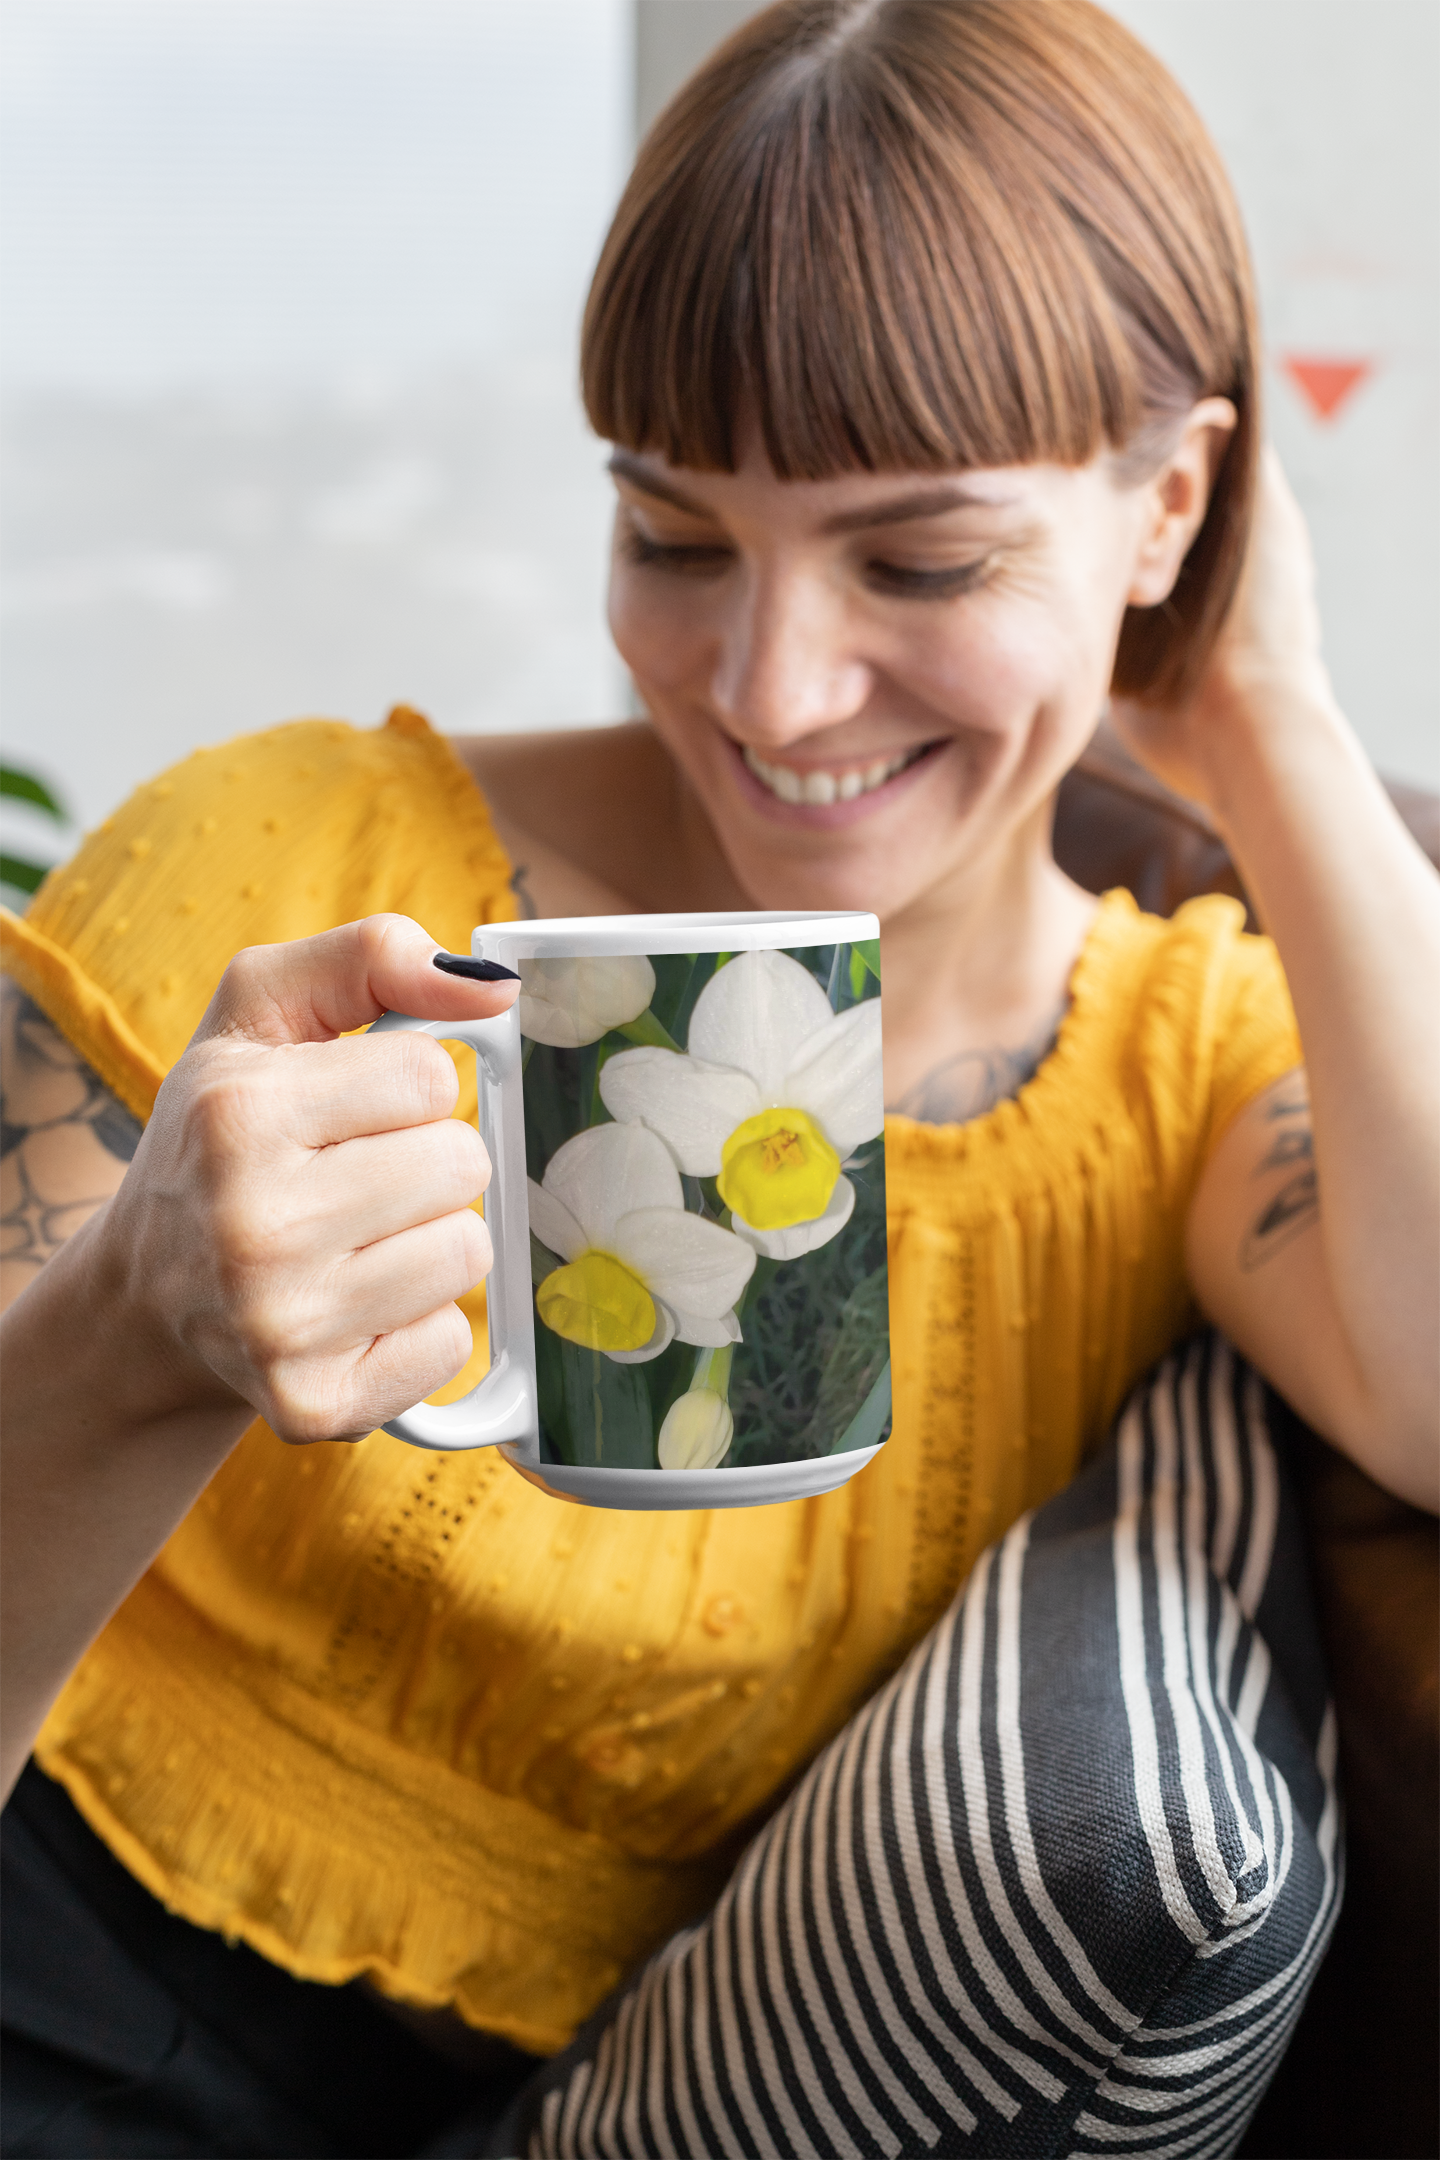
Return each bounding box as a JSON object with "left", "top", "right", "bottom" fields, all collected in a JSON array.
[
  {"left": 102, "top": 913, "right": 516, "bottom": 1442},
  {"left": 0, "top": 914, "right": 518, "bottom": 1797}
]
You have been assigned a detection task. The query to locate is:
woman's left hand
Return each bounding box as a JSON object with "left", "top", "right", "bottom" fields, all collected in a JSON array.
[
  {"left": 1108, "top": 447, "right": 1335, "bottom": 822},
  {"left": 1124, "top": 447, "right": 1440, "bottom": 1513}
]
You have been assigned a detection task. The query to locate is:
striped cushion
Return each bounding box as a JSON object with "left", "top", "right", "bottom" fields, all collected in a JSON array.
[{"left": 495, "top": 1336, "right": 1340, "bottom": 2160}]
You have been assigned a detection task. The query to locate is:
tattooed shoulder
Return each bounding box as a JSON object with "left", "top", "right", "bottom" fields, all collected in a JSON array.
[
  {"left": 888, "top": 1002, "right": 1064, "bottom": 1126},
  {"left": 1, "top": 979, "right": 141, "bottom": 1295},
  {"left": 1240, "top": 1084, "right": 1318, "bottom": 1272}
]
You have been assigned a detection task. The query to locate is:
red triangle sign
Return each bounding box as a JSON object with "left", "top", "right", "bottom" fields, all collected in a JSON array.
[{"left": 1280, "top": 355, "right": 1373, "bottom": 423}]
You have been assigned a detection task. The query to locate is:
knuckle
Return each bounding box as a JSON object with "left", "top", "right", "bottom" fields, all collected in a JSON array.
[
  {"left": 231, "top": 1293, "right": 296, "bottom": 1372},
  {"left": 401, "top": 1306, "right": 474, "bottom": 1402},
  {"left": 183, "top": 1063, "right": 271, "bottom": 1158},
  {"left": 398, "top": 1034, "right": 460, "bottom": 1121},
  {"left": 437, "top": 1302, "right": 475, "bottom": 1372},
  {"left": 457, "top": 1206, "right": 493, "bottom": 1283},
  {"left": 208, "top": 1191, "right": 283, "bottom": 1279},
  {"left": 438, "top": 1115, "right": 488, "bottom": 1193},
  {"left": 357, "top": 912, "right": 410, "bottom": 964},
  {"left": 217, "top": 943, "right": 276, "bottom": 1013},
  {"left": 265, "top": 1372, "right": 344, "bottom": 1446}
]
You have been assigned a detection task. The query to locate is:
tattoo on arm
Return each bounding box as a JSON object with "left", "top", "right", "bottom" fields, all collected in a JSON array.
[
  {"left": 888, "top": 1003, "right": 1063, "bottom": 1126},
  {"left": 509, "top": 864, "right": 539, "bottom": 921},
  {"left": 1240, "top": 1086, "right": 1319, "bottom": 1272},
  {"left": 1, "top": 980, "right": 141, "bottom": 1286}
]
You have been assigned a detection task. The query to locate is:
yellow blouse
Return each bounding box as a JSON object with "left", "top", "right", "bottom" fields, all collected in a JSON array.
[{"left": 0, "top": 709, "right": 1301, "bottom": 2053}]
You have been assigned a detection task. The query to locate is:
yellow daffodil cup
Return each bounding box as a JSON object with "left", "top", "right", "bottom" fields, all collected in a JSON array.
[{"left": 370, "top": 912, "right": 889, "bottom": 1509}]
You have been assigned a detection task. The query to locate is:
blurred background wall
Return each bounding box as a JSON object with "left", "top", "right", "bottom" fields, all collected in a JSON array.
[
  {"left": 3, "top": 0, "right": 1435, "bottom": 887},
  {"left": 0, "top": 0, "right": 632, "bottom": 878}
]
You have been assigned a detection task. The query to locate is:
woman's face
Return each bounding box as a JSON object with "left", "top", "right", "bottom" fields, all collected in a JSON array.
[{"left": 606, "top": 434, "right": 1191, "bottom": 922}]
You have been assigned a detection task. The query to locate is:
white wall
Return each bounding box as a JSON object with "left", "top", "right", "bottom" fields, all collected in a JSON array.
[
  {"left": 635, "top": 0, "right": 1439, "bottom": 790},
  {"left": 1102, "top": 0, "right": 1437, "bottom": 790},
  {"left": 0, "top": 0, "right": 632, "bottom": 868}
]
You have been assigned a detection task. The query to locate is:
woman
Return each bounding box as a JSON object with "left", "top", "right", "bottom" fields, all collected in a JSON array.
[{"left": 2, "top": 1, "right": 1435, "bottom": 2153}]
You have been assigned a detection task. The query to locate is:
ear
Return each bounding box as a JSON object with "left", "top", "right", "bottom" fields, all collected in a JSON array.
[{"left": 1125, "top": 398, "right": 1238, "bottom": 608}]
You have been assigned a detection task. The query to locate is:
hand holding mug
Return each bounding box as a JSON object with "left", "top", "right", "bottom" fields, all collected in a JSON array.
[{"left": 97, "top": 914, "right": 517, "bottom": 1443}]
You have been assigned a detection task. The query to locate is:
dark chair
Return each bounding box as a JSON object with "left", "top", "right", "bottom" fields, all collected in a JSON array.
[{"left": 1053, "top": 723, "right": 1440, "bottom": 2160}]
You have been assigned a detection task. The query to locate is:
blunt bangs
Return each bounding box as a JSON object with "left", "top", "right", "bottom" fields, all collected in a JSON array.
[{"left": 582, "top": 0, "right": 1260, "bottom": 703}]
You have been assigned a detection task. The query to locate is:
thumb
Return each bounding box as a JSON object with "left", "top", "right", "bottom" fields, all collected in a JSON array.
[{"left": 195, "top": 914, "right": 520, "bottom": 1047}]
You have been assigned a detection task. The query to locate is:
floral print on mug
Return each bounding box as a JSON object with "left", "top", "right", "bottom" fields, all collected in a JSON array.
[{"left": 521, "top": 942, "right": 888, "bottom": 1475}]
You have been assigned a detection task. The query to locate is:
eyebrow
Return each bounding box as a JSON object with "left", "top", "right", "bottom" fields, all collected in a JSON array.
[{"left": 606, "top": 451, "right": 1017, "bottom": 534}]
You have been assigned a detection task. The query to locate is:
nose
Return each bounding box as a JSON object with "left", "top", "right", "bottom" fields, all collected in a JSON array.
[{"left": 709, "top": 568, "right": 872, "bottom": 750}]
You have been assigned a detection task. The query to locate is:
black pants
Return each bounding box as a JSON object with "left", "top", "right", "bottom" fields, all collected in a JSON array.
[{"left": 0, "top": 1764, "right": 537, "bottom": 2158}]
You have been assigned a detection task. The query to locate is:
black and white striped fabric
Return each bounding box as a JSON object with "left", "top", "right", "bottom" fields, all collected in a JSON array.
[{"left": 492, "top": 1335, "right": 1340, "bottom": 2160}]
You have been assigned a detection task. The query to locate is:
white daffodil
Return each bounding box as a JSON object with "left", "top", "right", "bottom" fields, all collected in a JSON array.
[
  {"left": 599, "top": 948, "right": 883, "bottom": 1260},
  {"left": 518, "top": 955, "right": 657, "bottom": 1049},
  {"left": 528, "top": 1122, "right": 755, "bottom": 1362}
]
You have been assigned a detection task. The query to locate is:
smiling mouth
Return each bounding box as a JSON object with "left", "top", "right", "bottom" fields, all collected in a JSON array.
[{"left": 741, "top": 743, "right": 934, "bottom": 805}]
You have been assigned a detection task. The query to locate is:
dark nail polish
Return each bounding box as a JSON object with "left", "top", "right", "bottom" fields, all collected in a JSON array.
[{"left": 433, "top": 952, "right": 521, "bottom": 983}]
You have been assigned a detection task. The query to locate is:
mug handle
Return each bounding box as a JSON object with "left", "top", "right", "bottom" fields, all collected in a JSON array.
[{"left": 366, "top": 1005, "right": 536, "bottom": 1451}]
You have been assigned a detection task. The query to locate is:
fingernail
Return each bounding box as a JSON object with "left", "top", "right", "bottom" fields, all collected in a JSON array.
[{"left": 433, "top": 952, "right": 521, "bottom": 983}]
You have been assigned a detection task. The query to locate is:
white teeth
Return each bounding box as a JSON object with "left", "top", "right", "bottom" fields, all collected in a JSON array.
[{"left": 742, "top": 745, "right": 921, "bottom": 805}]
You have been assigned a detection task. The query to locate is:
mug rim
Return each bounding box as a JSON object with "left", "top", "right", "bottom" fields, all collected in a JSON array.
[{"left": 474, "top": 909, "right": 879, "bottom": 961}]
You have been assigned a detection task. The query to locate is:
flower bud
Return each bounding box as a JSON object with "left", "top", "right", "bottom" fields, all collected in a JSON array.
[
  {"left": 518, "top": 956, "right": 656, "bottom": 1047},
  {"left": 658, "top": 1389, "right": 734, "bottom": 1470}
]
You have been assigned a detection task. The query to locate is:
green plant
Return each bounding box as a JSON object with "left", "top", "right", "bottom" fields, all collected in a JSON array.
[{"left": 1, "top": 765, "right": 69, "bottom": 905}]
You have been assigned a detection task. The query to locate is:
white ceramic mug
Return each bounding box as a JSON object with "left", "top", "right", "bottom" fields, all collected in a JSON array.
[{"left": 371, "top": 911, "right": 887, "bottom": 1509}]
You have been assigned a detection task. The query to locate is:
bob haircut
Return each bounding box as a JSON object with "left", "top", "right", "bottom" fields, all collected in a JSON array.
[{"left": 582, "top": 0, "right": 1260, "bottom": 705}]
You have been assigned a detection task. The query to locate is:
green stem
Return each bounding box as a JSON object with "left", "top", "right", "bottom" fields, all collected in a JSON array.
[
  {"left": 616, "top": 1008, "right": 683, "bottom": 1053},
  {"left": 689, "top": 1342, "right": 734, "bottom": 1397}
]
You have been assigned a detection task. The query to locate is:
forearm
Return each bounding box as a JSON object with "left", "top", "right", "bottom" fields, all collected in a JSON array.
[
  {"left": 0, "top": 914, "right": 519, "bottom": 1799},
  {"left": 0, "top": 1203, "right": 251, "bottom": 1800},
  {"left": 1208, "top": 687, "right": 1440, "bottom": 1473}
]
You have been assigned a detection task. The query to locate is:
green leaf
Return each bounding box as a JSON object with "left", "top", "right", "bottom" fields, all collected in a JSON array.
[
  {"left": 723, "top": 1157, "right": 889, "bottom": 1467},
  {"left": 648, "top": 953, "right": 698, "bottom": 1037},
  {"left": 534, "top": 1317, "right": 571, "bottom": 1461},
  {"left": 0, "top": 854, "right": 49, "bottom": 896},
  {"left": 522, "top": 1041, "right": 582, "bottom": 1181},
  {"left": 853, "top": 938, "right": 881, "bottom": 984},
  {"left": 558, "top": 1340, "right": 655, "bottom": 1468},
  {"left": 795, "top": 1267, "right": 891, "bottom": 1458},
  {"left": 0, "top": 767, "right": 66, "bottom": 821},
  {"left": 830, "top": 1361, "right": 892, "bottom": 1455},
  {"left": 578, "top": 1040, "right": 604, "bottom": 1126},
  {"left": 642, "top": 1334, "right": 694, "bottom": 1431},
  {"left": 615, "top": 1007, "right": 682, "bottom": 1052}
]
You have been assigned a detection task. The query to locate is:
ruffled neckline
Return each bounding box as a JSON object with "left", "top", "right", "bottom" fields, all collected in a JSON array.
[{"left": 883, "top": 887, "right": 1145, "bottom": 1161}]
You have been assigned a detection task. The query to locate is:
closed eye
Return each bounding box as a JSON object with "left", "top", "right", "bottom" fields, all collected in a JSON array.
[
  {"left": 620, "top": 530, "right": 734, "bottom": 577},
  {"left": 864, "top": 558, "right": 992, "bottom": 600}
]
